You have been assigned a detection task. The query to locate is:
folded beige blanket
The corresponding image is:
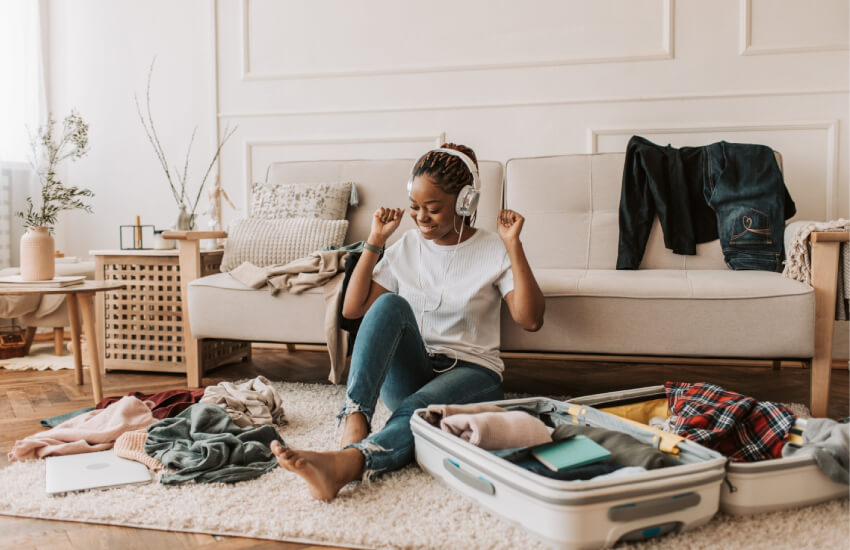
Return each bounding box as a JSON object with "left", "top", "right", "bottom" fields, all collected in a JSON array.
[
  {"left": 8, "top": 396, "right": 156, "bottom": 462},
  {"left": 199, "top": 375, "right": 287, "bottom": 427},
  {"left": 229, "top": 250, "right": 349, "bottom": 296},
  {"left": 228, "top": 250, "right": 350, "bottom": 383},
  {"left": 440, "top": 411, "right": 552, "bottom": 450}
]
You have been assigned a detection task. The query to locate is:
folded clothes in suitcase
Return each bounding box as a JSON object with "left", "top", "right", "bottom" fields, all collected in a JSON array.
[
  {"left": 411, "top": 397, "right": 728, "bottom": 550},
  {"left": 569, "top": 386, "right": 849, "bottom": 515}
]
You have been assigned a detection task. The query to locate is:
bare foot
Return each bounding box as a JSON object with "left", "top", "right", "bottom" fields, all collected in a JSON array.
[
  {"left": 271, "top": 440, "right": 364, "bottom": 501},
  {"left": 340, "top": 411, "right": 369, "bottom": 448}
]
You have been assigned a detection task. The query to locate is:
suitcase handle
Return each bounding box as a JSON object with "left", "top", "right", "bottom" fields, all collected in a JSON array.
[
  {"left": 608, "top": 491, "right": 701, "bottom": 522},
  {"left": 443, "top": 458, "right": 495, "bottom": 496}
]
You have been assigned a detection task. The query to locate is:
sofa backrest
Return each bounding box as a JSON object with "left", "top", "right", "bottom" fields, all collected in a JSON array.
[
  {"left": 504, "top": 153, "right": 730, "bottom": 270},
  {"left": 265, "top": 159, "right": 504, "bottom": 246}
]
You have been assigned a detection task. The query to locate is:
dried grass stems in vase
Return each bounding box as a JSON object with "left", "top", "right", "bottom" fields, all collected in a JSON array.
[
  {"left": 135, "top": 58, "right": 237, "bottom": 231},
  {"left": 16, "top": 110, "right": 95, "bottom": 281}
]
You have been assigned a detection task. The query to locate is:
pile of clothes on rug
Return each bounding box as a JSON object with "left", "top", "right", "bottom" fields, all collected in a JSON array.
[
  {"left": 7, "top": 376, "right": 287, "bottom": 485},
  {"left": 427, "top": 381, "right": 849, "bottom": 484}
]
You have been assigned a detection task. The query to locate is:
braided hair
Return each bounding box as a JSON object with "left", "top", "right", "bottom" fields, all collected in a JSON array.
[{"left": 411, "top": 143, "right": 479, "bottom": 225}]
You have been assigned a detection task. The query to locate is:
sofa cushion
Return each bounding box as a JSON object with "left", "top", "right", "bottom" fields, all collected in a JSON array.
[
  {"left": 501, "top": 270, "right": 814, "bottom": 358},
  {"left": 188, "top": 273, "right": 326, "bottom": 342},
  {"left": 250, "top": 181, "right": 353, "bottom": 220},
  {"left": 220, "top": 217, "right": 349, "bottom": 272},
  {"left": 531, "top": 268, "right": 812, "bottom": 299}
]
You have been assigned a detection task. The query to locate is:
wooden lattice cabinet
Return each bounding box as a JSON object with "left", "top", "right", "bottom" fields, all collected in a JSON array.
[{"left": 92, "top": 249, "right": 249, "bottom": 375}]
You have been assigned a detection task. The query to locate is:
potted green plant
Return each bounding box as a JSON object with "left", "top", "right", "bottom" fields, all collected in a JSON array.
[{"left": 17, "top": 110, "right": 94, "bottom": 281}]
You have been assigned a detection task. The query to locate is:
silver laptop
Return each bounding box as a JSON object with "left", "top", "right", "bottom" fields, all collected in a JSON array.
[{"left": 45, "top": 449, "right": 152, "bottom": 495}]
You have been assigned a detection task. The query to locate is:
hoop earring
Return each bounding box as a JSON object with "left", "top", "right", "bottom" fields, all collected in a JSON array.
[{"left": 453, "top": 215, "right": 462, "bottom": 235}]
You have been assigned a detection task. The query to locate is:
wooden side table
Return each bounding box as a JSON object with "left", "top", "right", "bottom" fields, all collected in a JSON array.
[
  {"left": 91, "top": 247, "right": 249, "bottom": 388},
  {"left": 0, "top": 281, "right": 125, "bottom": 404}
]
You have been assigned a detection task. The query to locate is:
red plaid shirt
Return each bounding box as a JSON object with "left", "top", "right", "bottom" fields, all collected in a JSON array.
[{"left": 665, "top": 381, "right": 797, "bottom": 462}]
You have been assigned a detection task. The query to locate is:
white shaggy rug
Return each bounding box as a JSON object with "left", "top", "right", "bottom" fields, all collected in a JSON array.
[
  {"left": 0, "top": 342, "right": 76, "bottom": 370},
  {"left": 0, "top": 381, "right": 847, "bottom": 550}
]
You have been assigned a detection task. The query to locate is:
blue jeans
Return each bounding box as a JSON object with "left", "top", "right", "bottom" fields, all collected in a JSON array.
[
  {"left": 338, "top": 293, "right": 504, "bottom": 479},
  {"left": 704, "top": 141, "right": 796, "bottom": 272}
]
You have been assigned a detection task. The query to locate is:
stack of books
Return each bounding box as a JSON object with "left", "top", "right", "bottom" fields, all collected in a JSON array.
[{"left": 0, "top": 275, "right": 86, "bottom": 287}]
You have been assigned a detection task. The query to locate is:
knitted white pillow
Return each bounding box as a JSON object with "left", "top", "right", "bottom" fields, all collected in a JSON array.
[
  {"left": 221, "top": 217, "right": 349, "bottom": 272},
  {"left": 251, "top": 181, "right": 353, "bottom": 220}
]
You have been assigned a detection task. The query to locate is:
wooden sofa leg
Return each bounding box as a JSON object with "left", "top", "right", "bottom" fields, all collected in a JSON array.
[
  {"left": 53, "top": 327, "right": 65, "bottom": 356},
  {"left": 810, "top": 237, "right": 841, "bottom": 418},
  {"left": 286, "top": 343, "right": 296, "bottom": 352},
  {"left": 185, "top": 337, "right": 203, "bottom": 389}
]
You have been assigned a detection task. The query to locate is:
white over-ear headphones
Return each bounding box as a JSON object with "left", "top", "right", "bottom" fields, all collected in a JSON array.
[{"left": 407, "top": 148, "right": 481, "bottom": 217}]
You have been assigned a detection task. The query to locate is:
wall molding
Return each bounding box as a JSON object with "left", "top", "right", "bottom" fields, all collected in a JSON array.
[
  {"left": 217, "top": 87, "right": 849, "bottom": 119},
  {"left": 241, "top": 134, "right": 443, "bottom": 208},
  {"left": 587, "top": 121, "right": 841, "bottom": 219},
  {"left": 739, "top": 0, "right": 849, "bottom": 56},
  {"left": 240, "top": 0, "right": 674, "bottom": 81}
]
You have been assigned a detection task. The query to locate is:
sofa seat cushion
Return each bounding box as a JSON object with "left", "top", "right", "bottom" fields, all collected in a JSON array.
[
  {"left": 533, "top": 268, "right": 812, "bottom": 299},
  {"left": 188, "top": 273, "right": 326, "bottom": 343},
  {"left": 502, "top": 269, "right": 814, "bottom": 359}
]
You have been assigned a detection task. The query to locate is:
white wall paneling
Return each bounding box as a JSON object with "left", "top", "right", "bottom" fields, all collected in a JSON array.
[
  {"left": 740, "top": 0, "right": 850, "bottom": 56},
  {"left": 240, "top": 0, "right": 673, "bottom": 81}
]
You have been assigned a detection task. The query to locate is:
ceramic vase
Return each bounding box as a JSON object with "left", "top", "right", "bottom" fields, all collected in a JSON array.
[
  {"left": 20, "top": 226, "right": 55, "bottom": 281},
  {"left": 175, "top": 205, "right": 195, "bottom": 231}
]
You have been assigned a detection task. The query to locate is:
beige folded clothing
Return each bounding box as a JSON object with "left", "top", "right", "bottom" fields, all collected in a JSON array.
[
  {"left": 423, "top": 403, "right": 506, "bottom": 426},
  {"left": 8, "top": 396, "right": 156, "bottom": 462},
  {"left": 199, "top": 375, "right": 287, "bottom": 427},
  {"left": 114, "top": 429, "right": 163, "bottom": 471},
  {"left": 439, "top": 411, "right": 552, "bottom": 450}
]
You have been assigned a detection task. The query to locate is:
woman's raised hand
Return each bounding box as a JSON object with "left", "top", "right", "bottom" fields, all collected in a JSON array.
[
  {"left": 497, "top": 209, "right": 525, "bottom": 245},
  {"left": 369, "top": 207, "right": 405, "bottom": 246}
]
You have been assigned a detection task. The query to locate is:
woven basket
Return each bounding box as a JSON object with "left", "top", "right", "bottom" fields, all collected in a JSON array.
[{"left": 0, "top": 326, "right": 27, "bottom": 359}]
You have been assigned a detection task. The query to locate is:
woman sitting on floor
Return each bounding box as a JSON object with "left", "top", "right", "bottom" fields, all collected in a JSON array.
[{"left": 271, "top": 143, "right": 545, "bottom": 500}]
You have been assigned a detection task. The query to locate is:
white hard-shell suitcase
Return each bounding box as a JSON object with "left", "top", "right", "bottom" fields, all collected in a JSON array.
[
  {"left": 411, "top": 397, "right": 728, "bottom": 550},
  {"left": 569, "top": 385, "right": 848, "bottom": 515}
]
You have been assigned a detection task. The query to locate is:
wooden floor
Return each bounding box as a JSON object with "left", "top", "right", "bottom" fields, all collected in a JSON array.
[{"left": 0, "top": 346, "right": 847, "bottom": 550}]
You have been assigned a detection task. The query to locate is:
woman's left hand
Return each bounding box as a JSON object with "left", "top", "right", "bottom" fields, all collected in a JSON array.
[{"left": 497, "top": 209, "right": 524, "bottom": 245}]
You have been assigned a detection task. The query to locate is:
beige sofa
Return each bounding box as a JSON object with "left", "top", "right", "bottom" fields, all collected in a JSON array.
[{"left": 168, "top": 154, "right": 842, "bottom": 416}]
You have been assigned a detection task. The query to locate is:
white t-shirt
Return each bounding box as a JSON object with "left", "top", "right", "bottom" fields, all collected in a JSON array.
[{"left": 372, "top": 228, "right": 514, "bottom": 376}]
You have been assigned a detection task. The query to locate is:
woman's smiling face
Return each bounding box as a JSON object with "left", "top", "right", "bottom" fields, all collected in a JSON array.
[{"left": 408, "top": 174, "right": 461, "bottom": 246}]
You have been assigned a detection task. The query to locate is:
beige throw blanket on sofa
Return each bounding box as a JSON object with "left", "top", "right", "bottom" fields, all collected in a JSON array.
[
  {"left": 783, "top": 219, "right": 850, "bottom": 320},
  {"left": 229, "top": 250, "right": 350, "bottom": 383}
]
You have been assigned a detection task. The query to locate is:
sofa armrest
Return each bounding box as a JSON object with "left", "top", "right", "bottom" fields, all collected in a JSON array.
[{"left": 161, "top": 230, "right": 228, "bottom": 241}]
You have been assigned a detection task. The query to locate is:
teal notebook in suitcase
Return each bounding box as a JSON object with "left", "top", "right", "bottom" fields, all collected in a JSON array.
[{"left": 530, "top": 435, "right": 611, "bottom": 471}]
